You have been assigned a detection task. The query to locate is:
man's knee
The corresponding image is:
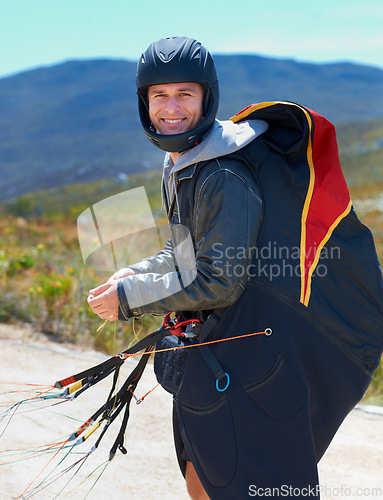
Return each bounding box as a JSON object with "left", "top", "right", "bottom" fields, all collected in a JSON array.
[{"left": 185, "top": 461, "right": 210, "bottom": 500}]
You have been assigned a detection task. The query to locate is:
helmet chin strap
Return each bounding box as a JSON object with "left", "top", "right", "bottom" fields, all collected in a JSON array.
[{"left": 138, "top": 92, "right": 150, "bottom": 114}]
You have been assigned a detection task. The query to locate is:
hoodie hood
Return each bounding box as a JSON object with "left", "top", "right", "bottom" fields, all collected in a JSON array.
[
  {"left": 164, "top": 118, "right": 268, "bottom": 174},
  {"left": 162, "top": 118, "right": 268, "bottom": 221}
]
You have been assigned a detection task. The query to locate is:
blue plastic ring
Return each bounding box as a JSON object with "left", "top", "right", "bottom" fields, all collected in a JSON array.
[{"left": 216, "top": 372, "right": 230, "bottom": 392}]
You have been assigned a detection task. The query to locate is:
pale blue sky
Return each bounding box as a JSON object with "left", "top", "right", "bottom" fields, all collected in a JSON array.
[{"left": 1, "top": 0, "right": 382, "bottom": 78}]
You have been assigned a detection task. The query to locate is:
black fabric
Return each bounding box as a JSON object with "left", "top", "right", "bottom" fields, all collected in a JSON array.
[
  {"left": 163, "top": 103, "right": 383, "bottom": 498},
  {"left": 176, "top": 281, "right": 371, "bottom": 499},
  {"left": 172, "top": 399, "right": 189, "bottom": 478},
  {"left": 165, "top": 104, "right": 383, "bottom": 498},
  {"left": 230, "top": 136, "right": 383, "bottom": 375}
]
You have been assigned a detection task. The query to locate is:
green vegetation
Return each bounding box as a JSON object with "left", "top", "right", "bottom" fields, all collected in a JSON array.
[
  {"left": 338, "top": 119, "right": 383, "bottom": 186},
  {"left": 0, "top": 169, "right": 164, "bottom": 354},
  {"left": 1, "top": 136, "right": 383, "bottom": 404},
  {"left": 3, "top": 168, "right": 163, "bottom": 219}
]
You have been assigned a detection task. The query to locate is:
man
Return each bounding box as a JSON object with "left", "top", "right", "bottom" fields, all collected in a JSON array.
[
  {"left": 88, "top": 36, "right": 265, "bottom": 499},
  {"left": 88, "top": 37, "right": 383, "bottom": 499}
]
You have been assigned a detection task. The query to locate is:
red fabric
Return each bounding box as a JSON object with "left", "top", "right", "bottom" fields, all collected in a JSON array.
[{"left": 302, "top": 108, "right": 350, "bottom": 299}]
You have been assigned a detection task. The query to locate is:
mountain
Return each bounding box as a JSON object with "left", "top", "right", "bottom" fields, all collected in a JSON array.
[
  {"left": 0, "top": 55, "right": 382, "bottom": 202},
  {"left": 5, "top": 117, "right": 382, "bottom": 219}
]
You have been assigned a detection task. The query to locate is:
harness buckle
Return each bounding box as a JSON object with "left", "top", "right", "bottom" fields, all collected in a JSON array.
[{"left": 162, "top": 312, "right": 201, "bottom": 337}]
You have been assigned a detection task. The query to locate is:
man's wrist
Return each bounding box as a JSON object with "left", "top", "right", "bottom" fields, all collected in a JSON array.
[{"left": 117, "top": 279, "right": 133, "bottom": 320}]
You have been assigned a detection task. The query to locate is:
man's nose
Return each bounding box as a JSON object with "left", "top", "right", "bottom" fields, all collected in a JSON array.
[{"left": 165, "top": 96, "right": 181, "bottom": 113}]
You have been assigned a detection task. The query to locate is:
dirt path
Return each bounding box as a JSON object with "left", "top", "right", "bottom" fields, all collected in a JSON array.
[{"left": 0, "top": 324, "right": 382, "bottom": 499}]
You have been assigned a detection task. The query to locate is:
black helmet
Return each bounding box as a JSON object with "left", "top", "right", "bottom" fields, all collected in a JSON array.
[{"left": 136, "top": 36, "right": 219, "bottom": 153}]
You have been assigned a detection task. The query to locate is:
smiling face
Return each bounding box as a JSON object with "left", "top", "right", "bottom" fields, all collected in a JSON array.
[{"left": 147, "top": 82, "right": 204, "bottom": 136}]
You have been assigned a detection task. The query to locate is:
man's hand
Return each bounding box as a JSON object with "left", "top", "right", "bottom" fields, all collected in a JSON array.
[
  {"left": 87, "top": 281, "right": 119, "bottom": 321},
  {"left": 87, "top": 268, "right": 136, "bottom": 321}
]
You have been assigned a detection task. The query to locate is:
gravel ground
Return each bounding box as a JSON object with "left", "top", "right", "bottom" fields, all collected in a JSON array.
[{"left": 0, "top": 324, "right": 382, "bottom": 500}]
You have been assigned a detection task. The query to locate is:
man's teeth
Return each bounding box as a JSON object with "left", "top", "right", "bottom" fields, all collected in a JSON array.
[{"left": 164, "top": 119, "right": 183, "bottom": 123}]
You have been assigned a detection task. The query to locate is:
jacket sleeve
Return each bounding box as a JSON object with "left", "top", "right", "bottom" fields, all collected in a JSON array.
[
  {"left": 117, "top": 158, "right": 263, "bottom": 319},
  {"left": 128, "top": 238, "right": 176, "bottom": 275}
]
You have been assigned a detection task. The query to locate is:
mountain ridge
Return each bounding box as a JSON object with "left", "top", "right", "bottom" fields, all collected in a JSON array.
[{"left": 0, "top": 54, "right": 382, "bottom": 202}]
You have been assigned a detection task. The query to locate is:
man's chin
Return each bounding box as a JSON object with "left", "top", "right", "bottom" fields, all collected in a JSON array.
[
  {"left": 158, "top": 128, "right": 186, "bottom": 136},
  {"left": 156, "top": 121, "right": 190, "bottom": 136}
]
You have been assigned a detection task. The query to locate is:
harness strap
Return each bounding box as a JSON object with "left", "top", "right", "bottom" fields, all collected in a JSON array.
[
  {"left": 197, "top": 310, "right": 228, "bottom": 388},
  {"left": 108, "top": 347, "right": 153, "bottom": 460},
  {"left": 55, "top": 327, "right": 171, "bottom": 389},
  {"left": 197, "top": 310, "right": 225, "bottom": 342},
  {"left": 199, "top": 344, "right": 226, "bottom": 382}
]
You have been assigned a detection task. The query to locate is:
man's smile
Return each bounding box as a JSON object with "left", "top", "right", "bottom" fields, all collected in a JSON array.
[{"left": 163, "top": 118, "right": 185, "bottom": 124}]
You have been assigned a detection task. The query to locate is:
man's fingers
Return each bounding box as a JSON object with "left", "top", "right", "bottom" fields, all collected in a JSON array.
[
  {"left": 90, "top": 308, "right": 115, "bottom": 320},
  {"left": 87, "top": 281, "right": 118, "bottom": 321},
  {"left": 88, "top": 282, "right": 110, "bottom": 296}
]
